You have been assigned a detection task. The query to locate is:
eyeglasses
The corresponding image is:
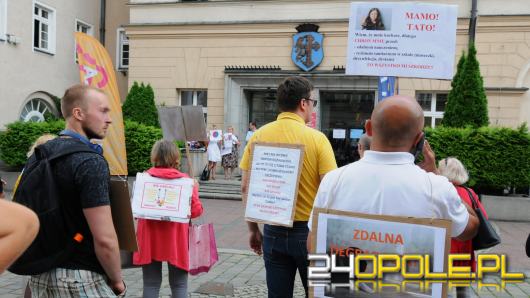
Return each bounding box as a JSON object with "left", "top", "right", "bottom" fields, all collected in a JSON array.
[{"left": 303, "top": 98, "right": 318, "bottom": 107}]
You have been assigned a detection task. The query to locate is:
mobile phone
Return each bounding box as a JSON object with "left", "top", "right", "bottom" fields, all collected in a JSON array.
[
  {"left": 413, "top": 133, "right": 425, "bottom": 160},
  {"left": 0, "top": 179, "right": 3, "bottom": 194}
]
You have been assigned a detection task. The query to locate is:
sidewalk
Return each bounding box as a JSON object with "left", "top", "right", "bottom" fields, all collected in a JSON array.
[{"left": 1, "top": 198, "right": 530, "bottom": 297}]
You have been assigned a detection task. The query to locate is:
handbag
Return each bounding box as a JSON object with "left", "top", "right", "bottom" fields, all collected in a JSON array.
[
  {"left": 200, "top": 165, "right": 210, "bottom": 181},
  {"left": 462, "top": 186, "right": 501, "bottom": 250},
  {"left": 188, "top": 222, "right": 218, "bottom": 275}
]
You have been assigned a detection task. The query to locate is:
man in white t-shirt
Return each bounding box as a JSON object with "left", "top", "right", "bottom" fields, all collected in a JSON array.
[{"left": 308, "top": 95, "right": 479, "bottom": 240}]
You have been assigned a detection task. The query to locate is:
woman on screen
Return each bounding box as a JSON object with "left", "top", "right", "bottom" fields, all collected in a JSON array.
[{"left": 362, "top": 8, "right": 385, "bottom": 30}]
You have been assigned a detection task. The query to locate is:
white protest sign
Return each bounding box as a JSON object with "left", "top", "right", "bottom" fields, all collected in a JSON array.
[
  {"left": 346, "top": 2, "right": 458, "bottom": 79},
  {"left": 223, "top": 133, "right": 234, "bottom": 149},
  {"left": 245, "top": 143, "right": 305, "bottom": 227},
  {"left": 209, "top": 130, "right": 222, "bottom": 142},
  {"left": 132, "top": 173, "right": 194, "bottom": 223}
]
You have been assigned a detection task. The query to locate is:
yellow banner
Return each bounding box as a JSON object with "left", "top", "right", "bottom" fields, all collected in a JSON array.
[{"left": 75, "top": 32, "right": 127, "bottom": 176}]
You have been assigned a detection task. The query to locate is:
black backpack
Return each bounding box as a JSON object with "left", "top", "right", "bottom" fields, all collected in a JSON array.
[{"left": 8, "top": 141, "right": 96, "bottom": 275}]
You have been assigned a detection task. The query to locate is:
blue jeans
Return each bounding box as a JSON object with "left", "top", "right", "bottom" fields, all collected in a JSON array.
[{"left": 263, "top": 222, "right": 309, "bottom": 298}]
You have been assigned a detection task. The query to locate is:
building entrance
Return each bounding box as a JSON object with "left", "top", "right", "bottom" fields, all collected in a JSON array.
[
  {"left": 247, "top": 89, "right": 279, "bottom": 128},
  {"left": 320, "top": 91, "right": 375, "bottom": 167}
]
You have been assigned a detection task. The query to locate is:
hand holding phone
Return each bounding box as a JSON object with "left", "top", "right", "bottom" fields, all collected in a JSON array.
[{"left": 417, "top": 140, "right": 438, "bottom": 173}]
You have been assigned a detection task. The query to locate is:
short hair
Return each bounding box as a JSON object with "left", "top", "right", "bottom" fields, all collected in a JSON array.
[
  {"left": 276, "top": 76, "right": 313, "bottom": 112},
  {"left": 27, "top": 134, "right": 57, "bottom": 158},
  {"left": 359, "top": 134, "right": 371, "bottom": 150},
  {"left": 150, "top": 139, "right": 180, "bottom": 169},
  {"left": 61, "top": 84, "right": 106, "bottom": 118},
  {"left": 438, "top": 157, "right": 469, "bottom": 185},
  {"left": 249, "top": 121, "right": 257, "bottom": 127}
]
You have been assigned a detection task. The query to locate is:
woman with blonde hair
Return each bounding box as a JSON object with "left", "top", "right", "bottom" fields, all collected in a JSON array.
[
  {"left": 133, "top": 139, "right": 203, "bottom": 298},
  {"left": 438, "top": 157, "right": 488, "bottom": 298}
]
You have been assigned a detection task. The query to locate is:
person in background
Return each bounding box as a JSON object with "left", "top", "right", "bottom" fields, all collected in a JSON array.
[
  {"left": 438, "top": 157, "right": 488, "bottom": 298},
  {"left": 357, "top": 134, "right": 371, "bottom": 158},
  {"left": 133, "top": 139, "right": 203, "bottom": 298},
  {"left": 245, "top": 121, "right": 257, "bottom": 143},
  {"left": 206, "top": 124, "right": 222, "bottom": 180},
  {"left": 0, "top": 199, "right": 39, "bottom": 274},
  {"left": 222, "top": 126, "right": 241, "bottom": 180}
]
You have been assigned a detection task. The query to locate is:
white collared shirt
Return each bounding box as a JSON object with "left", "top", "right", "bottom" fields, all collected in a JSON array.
[{"left": 309, "top": 151, "right": 468, "bottom": 237}]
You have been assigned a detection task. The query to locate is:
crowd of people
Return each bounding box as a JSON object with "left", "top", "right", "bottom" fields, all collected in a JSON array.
[{"left": 0, "top": 76, "right": 515, "bottom": 298}]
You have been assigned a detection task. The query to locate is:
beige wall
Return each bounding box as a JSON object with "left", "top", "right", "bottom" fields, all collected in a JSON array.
[
  {"left": 105, "top": 0, "right": 130, "bottom": 103},
  {"left": 0, "top": 0, "right": 100, "bottom": 127},
  {"left": 126, "top": 1, "right": 530, "bottom": 129}
]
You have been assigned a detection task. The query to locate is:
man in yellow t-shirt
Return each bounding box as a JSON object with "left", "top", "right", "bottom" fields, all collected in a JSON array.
[{"left": 240, "top": 76, "right": 337, "bottom": 298}]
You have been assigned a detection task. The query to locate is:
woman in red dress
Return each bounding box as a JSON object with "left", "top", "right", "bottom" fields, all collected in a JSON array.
[
  {"left": 133, "top": 140, "right": 203, "bottom": 298},
  {"left": 438, "top": 157, "right": 488, "bottom": 298}
]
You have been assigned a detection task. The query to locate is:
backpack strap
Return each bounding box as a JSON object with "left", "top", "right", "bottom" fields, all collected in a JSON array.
[{"left": 34, "top": 141, "right": 99, "bottom": 162}]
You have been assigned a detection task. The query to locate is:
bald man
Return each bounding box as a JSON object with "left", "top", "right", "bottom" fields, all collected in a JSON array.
[{"left": 308, "top": 95, "right": 478, "bottom": 241}]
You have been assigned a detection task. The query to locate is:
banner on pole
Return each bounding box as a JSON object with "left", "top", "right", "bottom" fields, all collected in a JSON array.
[{"left": 75, "top": 32, "right": 127, "bottom": 175}]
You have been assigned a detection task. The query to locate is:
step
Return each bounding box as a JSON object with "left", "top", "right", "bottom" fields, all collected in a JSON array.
[{"left": 199, "top": 191, "right": 242, "bottom": 201}]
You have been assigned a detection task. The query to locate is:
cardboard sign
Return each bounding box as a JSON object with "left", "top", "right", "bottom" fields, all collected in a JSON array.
[
  {"left": 346, "top": 2, "right": 458, "bottom": 79},
  {"left": 310, "top": 208, "right": 451, "bottom": 298},
  {"left": 157, "top": 106, "right": 207, "bottom": 142},
  {"left": 245, "top": 142, "right": 305, "bottom": 227},
  {"left": 109, "top": 177, "right": 138, "bottom": 252},
  {"left": 132, "top": 173, "right": 194, "bottom": 223}
]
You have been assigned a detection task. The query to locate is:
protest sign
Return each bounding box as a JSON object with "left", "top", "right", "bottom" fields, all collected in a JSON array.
[
  {"left": 310, "top": 208, "right": 451, "bottom": 298},
  {"left": 245, "top": 142, "right": 305, "bottom": 227},
  {"left": 209, "top": 130, "right": 223, "bottom": 142},
  {"left": 132, "top": 173, "right": 194, "bottom": 223},
  {"left": 109, "top": 177, "right": 137, "bottom": 252},
  {"left": 346, "top": 2, "right": 458, "bottom": 79}
]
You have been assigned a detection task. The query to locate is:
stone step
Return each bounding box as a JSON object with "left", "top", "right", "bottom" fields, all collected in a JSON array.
[{"left": 199, "top": 191, "right": 242, "bottom": 201}]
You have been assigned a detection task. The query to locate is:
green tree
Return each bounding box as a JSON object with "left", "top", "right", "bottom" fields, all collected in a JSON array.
[
  {"left": 442, "top": 44, "right": 489, "bottom": 128},
  {"left": 122, "top": 81, "right": 160, "bottom": 127},
  {"left": 442, "top": 52, "right": 466, "bottom": 126}
]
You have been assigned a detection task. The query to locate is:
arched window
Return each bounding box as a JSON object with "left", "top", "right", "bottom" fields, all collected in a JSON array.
[{"left": 19, "top": 98, "right": 55, "bottom": 122}]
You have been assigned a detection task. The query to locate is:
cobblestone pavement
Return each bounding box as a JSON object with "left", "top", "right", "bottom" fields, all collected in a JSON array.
[{"left": 1, "top": 197, "right": 530, "bottom": 297}]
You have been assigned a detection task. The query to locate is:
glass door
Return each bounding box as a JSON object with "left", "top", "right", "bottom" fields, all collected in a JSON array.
[
  {"left": 320, "top": 91, "right": 375, "bottom": 166},
  {"left": 248, "top": 90, "right": 279, "bottom": 128}
]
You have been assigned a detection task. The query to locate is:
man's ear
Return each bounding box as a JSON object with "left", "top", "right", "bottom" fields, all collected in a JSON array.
[
  {"left": 412, "top": 131, "right": 424, "bottom": 147},
  {"left": 365, "top": 120, "right": 373, "bottom": 137},
  {"left": 72, "top": 107, "right": 84, "bottom": 121}
]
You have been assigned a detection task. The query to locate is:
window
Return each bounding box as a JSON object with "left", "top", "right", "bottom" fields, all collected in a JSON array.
[
  {"left": 0, "top": 0, "right": 6, "bottom": 41},
  {"left": 416, "top": 92, "right": 447, "bottom": 128},
  {"left": 75, "top": 20, "right": 93, "bottom": 62},
  {"left": 181, "top": 90, "right": 207, "bottom": 122},
  {"left": 33, "top": 2, "right": 55, "bottom": 54},
  {"left": 76, "top": 20, "right": 93, "bottom": 35},
  {"left": 117, "top": 29, "right": 129, "bottom": 69},
  {"left": 20, "top": 98, "right": 54, "bottom": 122}
]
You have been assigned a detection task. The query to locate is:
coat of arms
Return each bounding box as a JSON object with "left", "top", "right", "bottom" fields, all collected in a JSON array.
[{"left": 292, "top": 24, "right": 324, "bottom": 72}]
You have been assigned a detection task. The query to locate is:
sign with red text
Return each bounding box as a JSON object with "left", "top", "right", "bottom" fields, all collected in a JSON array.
[
  {"left": 132, "top": 173, "right": 194, "bottom": 223},
  {"left": 245, "top": 143, "right": 305, "bottom": 227},
  {"left": 310, "top": 208, "right": 451, "bottom": 298},
  {"left": 346, "top": 2, "right": 457, "bottom": 79}
]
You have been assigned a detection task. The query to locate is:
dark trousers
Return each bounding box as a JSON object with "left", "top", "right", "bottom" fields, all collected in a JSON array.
[{"left": 263, "top": 222, "right": 309, "bottom": 298}]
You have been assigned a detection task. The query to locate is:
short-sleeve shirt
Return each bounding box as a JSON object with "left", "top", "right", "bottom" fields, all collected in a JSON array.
[
  {"left": 50, "top": 137, "right": 111, "bottom": 274},
  {"left": 240, "top": 112, "right": 337, "bottom": 221},
  {"left": 308, "top": 151, "right": 468, "bottom": 237}
]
